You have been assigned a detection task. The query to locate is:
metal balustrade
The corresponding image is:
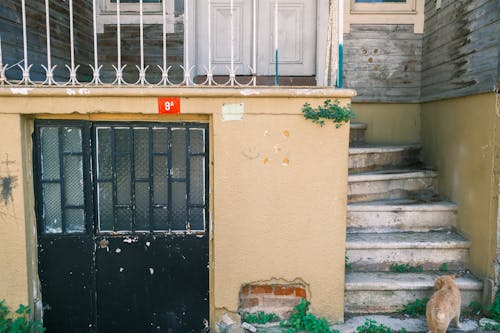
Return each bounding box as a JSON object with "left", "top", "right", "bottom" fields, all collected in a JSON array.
[{"left": 0, "top": 0, "right": 341, "bottom": 87}]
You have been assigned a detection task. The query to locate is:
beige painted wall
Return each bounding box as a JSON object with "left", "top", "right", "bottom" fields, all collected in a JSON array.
[
  {"left": 0, "top": 88, "right": 352, "bottom": 323},
  {"left": 352, "top": 103, "right": 421, "bottom": 144},
  {"left": 421, "top": 93, "right": 498, "bottom": 280},
  {"left": 0, "top": 114, "right": 29, "bottom": 309}
]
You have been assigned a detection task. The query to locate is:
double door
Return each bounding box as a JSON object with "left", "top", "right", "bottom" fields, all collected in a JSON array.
[{"left": 34, "top": 121, "right": 209, "bottom": 333}]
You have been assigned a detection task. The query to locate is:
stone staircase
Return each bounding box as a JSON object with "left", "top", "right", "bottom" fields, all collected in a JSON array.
[{"left": 345, "top": 123, "right": 483, "bottom": 314}]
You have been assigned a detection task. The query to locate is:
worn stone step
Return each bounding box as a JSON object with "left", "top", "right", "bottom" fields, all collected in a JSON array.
[
  {"left": 345, "top": 272, "right": 483, "bottom": 314},
  {"left": 346, "top": 231, "right": 470, "bottom": 271},
  {"left": 350, "top": 122, "right": 368, "bottom": 146},
  {"left": 347, "top": 199, "right": 457, "bottom": 233},
  {"left": 349, "top": 144, "right": 421, "bottom": 172},
  {"left": 348, "top": 169, "right": 439, "bottom": 203}
]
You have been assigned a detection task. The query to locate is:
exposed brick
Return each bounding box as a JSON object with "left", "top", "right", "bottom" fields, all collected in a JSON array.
[
  {"left": 240, "top": 297, "right": 259, "bottom": 309},
  {"left": 241, "top": 286, "right": 250, "bottom": 296},
  {"left": 295, "top": 287, "right": 307, "bottom": 298},
  {"left": 274, "top": 286, "right": 295, "bottom": 296},
  {"left": 261, "top": 296, "right": 301, "bottom": 308},
  {"left": 251, "top": 285, "right": 273, "bottom": 294}
]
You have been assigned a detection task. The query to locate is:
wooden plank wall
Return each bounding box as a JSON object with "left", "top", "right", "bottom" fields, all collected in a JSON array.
[
  {"left": 422, "top": 0, "right": 500, "bottom": 101},
  {"left": 0, "top": 0, "right": 93, "bottom": 82},
  {"left": 0, "top": 0, "right": 184, "bottom": 84},
  {"left": 343, "top": 24, "right": 423, "bottom": 103}
]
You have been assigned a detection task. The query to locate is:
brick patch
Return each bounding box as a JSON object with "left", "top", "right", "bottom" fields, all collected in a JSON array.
[{"left": 239, "top": 283, "right": 307, "bottom": 320}]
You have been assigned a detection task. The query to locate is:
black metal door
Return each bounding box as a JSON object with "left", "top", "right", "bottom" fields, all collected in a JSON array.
[{"left": 35, "top": 121, "right": 209, "bottom": 333}]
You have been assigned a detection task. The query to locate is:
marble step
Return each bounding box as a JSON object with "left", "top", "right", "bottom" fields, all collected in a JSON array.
[
  {"left": 348, "top": 169, "right": 439, "bottom": 203},
  {"left": 349, "top": 144, "right": 421, "bottom": 172},
  {"left": 346, "top": 231, "right": 470, "bottom": 272},
  {"left": 347, "top": 199, "right": 457, "bottom": 233},
  {"left": 345, "top": 271, "right": 483, "bottom": 314}
]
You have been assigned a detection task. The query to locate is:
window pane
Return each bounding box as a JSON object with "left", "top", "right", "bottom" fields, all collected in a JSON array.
[
  {"left": 96, "top": 128, "right": 112, "bottom": 180},
  {"left": 116, "top": 208, "right": 132, "bottom": 231},
  {"left": 153, "top": 128, "right": 168, "bottom": 153},
  {"left": 190, "top": 156, "right": 205, "bottom": 205},
  {"left": 134, "top": 128, "right": 149, "bottom": 179},
  {"left": 98, "top": 182, "right": 114, "bottom": 231},
  {"left": 63, "top": 155, "right": 84, "bottom": 206},
  {"left": 62, "top": 127, "right": 82, "bottom": 153},
  {"left": 116, "top": 156, "right": 131, "bottom": 205},
  {"left": 171, "top": 128, "right": 186, "bottom": 178},
  {"left": 40, "top": 127, "right": 60, "bottom": 180},
  {"left": 153, "top": 207, "right": 168, "bottom": 231},
  {"left": 172, "top": 182, "right": 187, "bottom": 231},
  {"left": 355, "top": 0, "right": 406, "bottom": 2},
  {"left": 65, "top": 209, "right": 85, "bottom": 233},
  {"left": 135, "top": 182, "right": 150, "bottom": 231},
  {"left": 189, "top": 207, "right": 205, "bottom": 231},
  {"left": 153, "top": 156, "right": 168, "bottom": 205},
  {"left": 115, "top": 128, "right": 130, "bottom": 153},
  {"left": 42, "top": 183, "right": 62, "bottom": 233},
  {"left": 189, "top": 129, "right": 205, "bottom": 154},
  {"left": 111, "top": 0, "right": 161, "bottom": 2}
]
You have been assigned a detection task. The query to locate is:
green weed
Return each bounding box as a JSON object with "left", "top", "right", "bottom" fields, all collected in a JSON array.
[
  {"left": 0, "top": 300, "right": 45, "bottom": 333},
  {"left": 398, "top": 298, "right": 428, "bottom": 317},
  {"left": 280, "top": 298, "right": 337, "bottom": 333},
  {"left": 389, "top": 264, "right": 423, "bottom": 273}
]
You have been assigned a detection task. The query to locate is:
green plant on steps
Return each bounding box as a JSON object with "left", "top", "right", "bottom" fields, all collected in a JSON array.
[
  {"left": 487, "top": 291, "right": 500, "bottom": 323},
  {"left": 389, "top": 263, "right": 423, "bottom": 273},
  {"left": 398, "top": 298, "right": 429, "bottom": 316},
  {"left": 302, "top": 99, "right": 354, "bottom": 128},
  {"left": 280, "top": 298, "right": 337, "bottom": 333},
  {"left": 439, "top": 263, "right": 448, "bottom": 272},
  {"left": 345, "top": 255, "right": 352, "bottom": 270},
  {"left": 0, "top": 300, "right": 45, "bottom": 333},
  {"left": 242, "top": 311, "right": 279, "bottom": 324},
  {"left": 356, "top": 319, "right": 407, "bottom": 333}
]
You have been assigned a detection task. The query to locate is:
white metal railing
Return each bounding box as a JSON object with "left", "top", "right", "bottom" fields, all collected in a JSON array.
[{"left": 0, "top": 0, "right": 340, "bottom": 88}]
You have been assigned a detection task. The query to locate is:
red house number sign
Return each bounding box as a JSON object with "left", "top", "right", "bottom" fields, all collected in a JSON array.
[{"left": 158, "top": 97, "right": 181, "bottom": 114}]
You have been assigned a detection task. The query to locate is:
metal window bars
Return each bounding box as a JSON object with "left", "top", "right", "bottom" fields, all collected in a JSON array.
[{"left": 0, "top": 0, "right": 293, "bottom": 87}]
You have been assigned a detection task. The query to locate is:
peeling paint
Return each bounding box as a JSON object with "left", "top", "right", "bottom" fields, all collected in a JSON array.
[
  {"left": 241, "top": 147, "right": 260, "bottom": 160},
  {"left": 115, "top": 248, "right": 121, "bottom": 253},
  {"left": 281, "top": 157, "right": 290, "bottom": 166},
  {"left": 239, "top": 89, "right": 261, "bottom": 96},
  {"left": 66, "top": 89, "right": 77, "bottom": 96},
  {"left": 10, "top": 88, "right": 32, "bottom": 95}
]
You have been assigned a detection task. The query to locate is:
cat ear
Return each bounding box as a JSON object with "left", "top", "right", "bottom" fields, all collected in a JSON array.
[{"left": 449, "top": 274, "right": 456, "bottom": 279}]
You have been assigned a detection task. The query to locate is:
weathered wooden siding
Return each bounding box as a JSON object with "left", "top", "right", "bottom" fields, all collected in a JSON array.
[
  {"left": 343, "top": 24, "right": 422, "bottom": 103},
  {"left": 421, "top": 0, "right": 500, "bottom": 101},
  {"left": 0, "top": 0, "right": 93, "bottom": 82},
  {"left": 97, "top": 23, "right": 184, "bottom": 84}
]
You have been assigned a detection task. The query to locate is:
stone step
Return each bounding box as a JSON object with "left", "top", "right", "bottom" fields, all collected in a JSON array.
[
  {"left": 347, "top": 199, "right": 457, "bottom": 233},
  {"left": 349, "top": 144, "right": 421, "bottom": 172},
  {"left": 345, "top": 272, "right": 483, "bottom": 314},
  {"left": 350, "top": 122, "right": 368, "bottom": 146},
  {"left": 346, "top": 231, "right": 470, "bottom": 271},
  {"left": 348, "top": 169, "right": 439, "bottom": 203}
]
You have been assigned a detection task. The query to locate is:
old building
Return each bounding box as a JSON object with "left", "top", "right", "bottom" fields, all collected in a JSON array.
[{"left": 0, "top": 0, "right": 499, "bottom": 332}]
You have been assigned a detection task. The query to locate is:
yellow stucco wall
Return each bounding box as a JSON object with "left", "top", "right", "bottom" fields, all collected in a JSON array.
[
  {"left": 0, "top": 114, "right": 29, "bottom": 309},
  {"left": 421, "top": 93, "right": 498, "bottom": 280},
  {"left": 0, "top": 88, "right": 353, "bottom": 323},
  {"left": 352, "top": 103, "right": 421, "bottom": 144}
]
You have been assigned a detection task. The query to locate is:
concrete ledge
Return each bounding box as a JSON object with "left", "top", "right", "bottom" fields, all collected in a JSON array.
[
  {"left": 347, "top": 200, "right": 457, "bottom": 212},
  {"left": 349, "top": 144, "right": 421, "bottom": 155},
  {"left": 346, "top": 231, "right": 470, "bottom": 249},
  {"left": 348, "top": 170, "right": 438, "bottom": 182},
  {"left": 0, "top": 87, "right": 357, "bottom": 98},
  {"left": 345, "top": 272, "right": 483, "bottom": 291}
]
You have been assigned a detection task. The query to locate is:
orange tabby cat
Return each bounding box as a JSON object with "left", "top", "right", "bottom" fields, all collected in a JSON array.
[{"left": 426, "top": 274, "right": 461, "bottom": 333}]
